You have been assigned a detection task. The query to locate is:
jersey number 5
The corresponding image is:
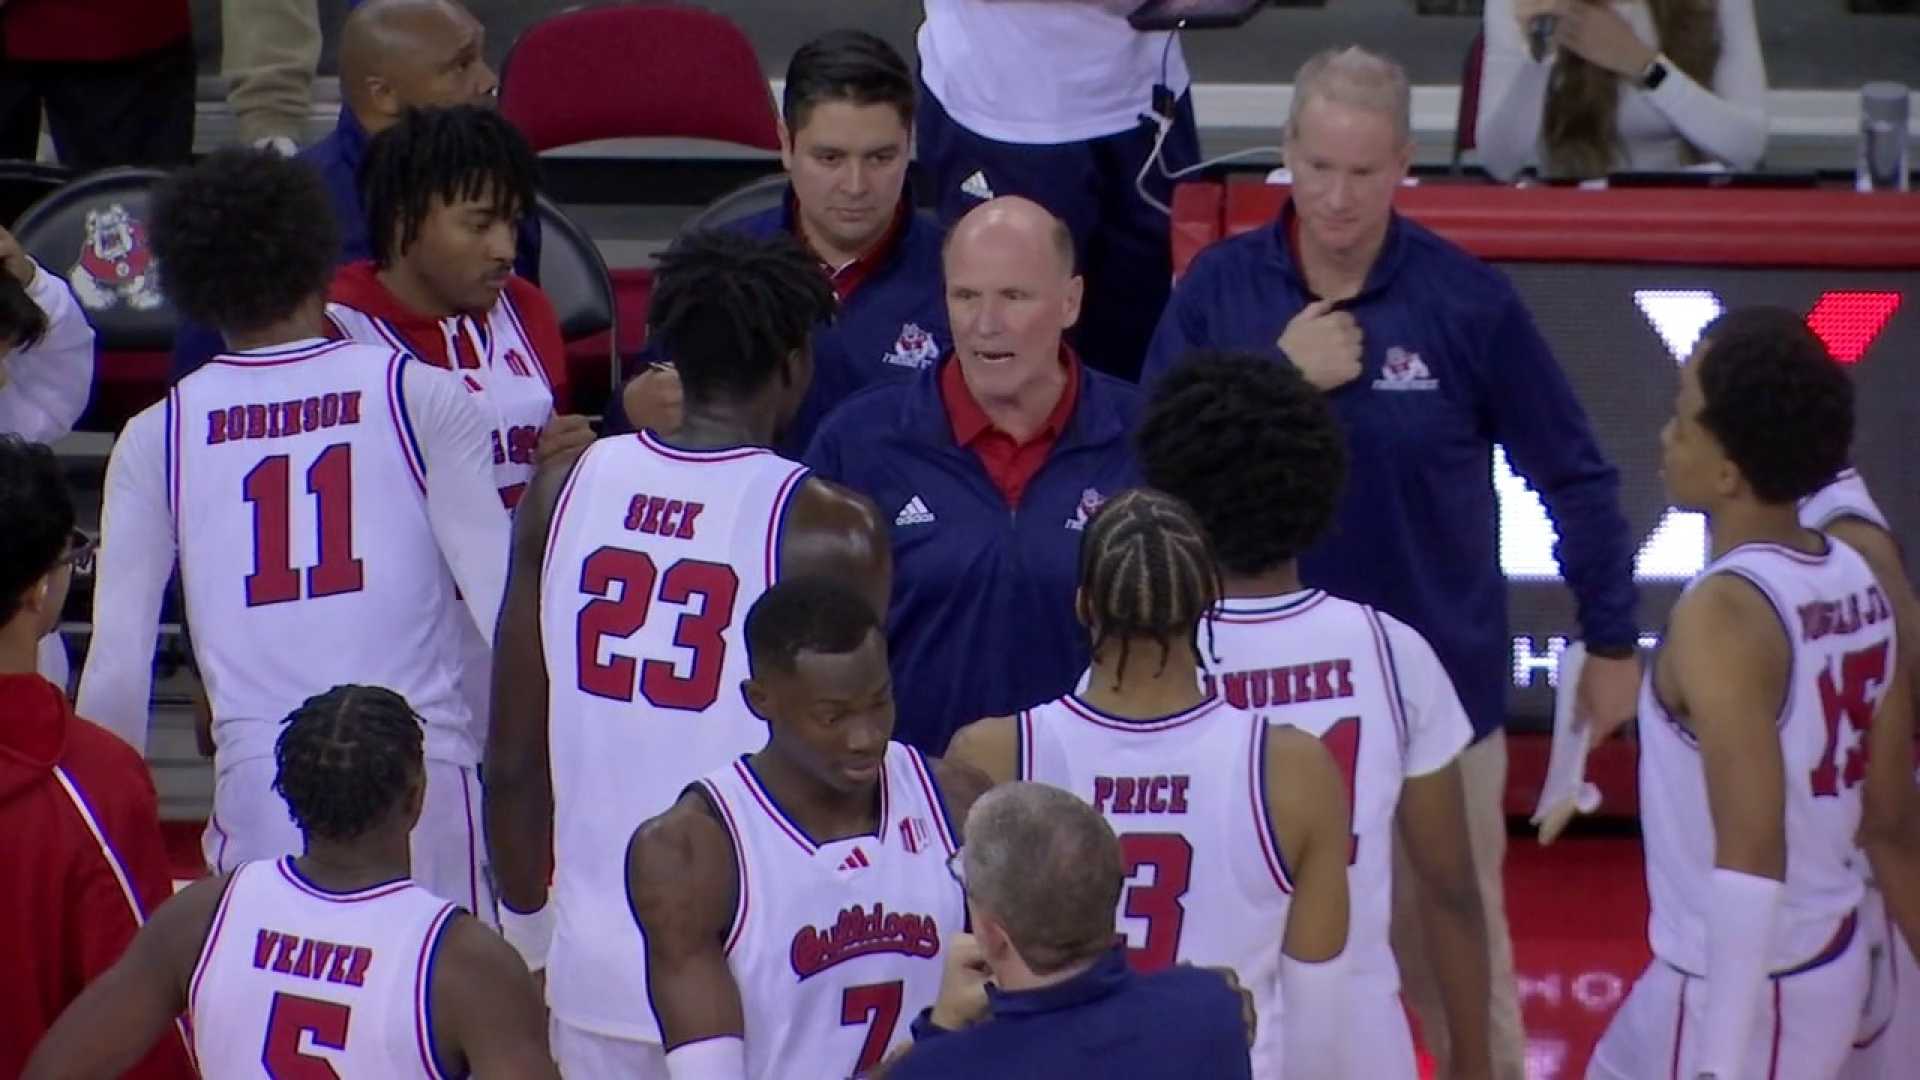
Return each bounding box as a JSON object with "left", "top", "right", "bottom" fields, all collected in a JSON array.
[
  {"left": 1118, "top": 832, "right": 1194, "bottom": 971},
  {"left": 242, "top": 444, "right": 365, "bottom": 608},
  {"left": 1810, "top": 641, "right": 1891, "bottom": 797},
  {"left": 262, "top": 991, "right": 350, "bottom": 1078},
  {"left": 575, "top": 547, "right": 741, "bottom": 711}
]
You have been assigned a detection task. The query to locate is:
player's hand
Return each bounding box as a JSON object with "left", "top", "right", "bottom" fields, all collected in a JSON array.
[
  {"left": 535, "top": 414, "right": 597, "bottom": 465},
  {"left": 1554, "top": 1, "right": 1658, "bottom": 77},
  {"left": 1576, "top": 650, "right": 1642, "bottom": 744},
  {"left": 929, "top": 932, "right": 992, "bottom": 1031},
  {"left": 1277, "top": 300, "right": 1363, "bottom": 391},
  {"left": 623, "top": 363, "right": 684, "bottom": 436},
  {"left": 0, "top": 226, "right": 36, "bottom": 287}
]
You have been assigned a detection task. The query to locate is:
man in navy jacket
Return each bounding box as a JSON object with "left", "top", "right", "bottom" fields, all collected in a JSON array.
[
  {"left": 608, "top": 30, "right": 950, "bottom": 455},
  {"left": 1142, "top": 48, "right": 1638, "bottom": 1080},
  {"left": 169, "top": 0, "right": 540, "bottom": 385},
  {"left": 807, "top": 196, "right": 1140, "bottom": 754}
]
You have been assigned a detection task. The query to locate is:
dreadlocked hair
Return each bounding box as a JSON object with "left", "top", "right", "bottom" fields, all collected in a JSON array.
[
  {"left": 360, "top": 104, "right": 539, "bottom": 269},
  {"left": 274, "top": 684, "right": 425, "bottom": 844},
  {"left": 646, "top": 228, "right": 838, "bottom": 404},
  {"left": 1078, "top": 488, "right": 1222, "bottom": 685}
]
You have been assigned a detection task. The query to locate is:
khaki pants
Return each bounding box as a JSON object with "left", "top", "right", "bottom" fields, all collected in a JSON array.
[
  {"left": 1392, "top": 729, "right": 1526, "bottom": 1080},
  {"left": 221, "top": 0, "right": 321, "bottom": 145}
]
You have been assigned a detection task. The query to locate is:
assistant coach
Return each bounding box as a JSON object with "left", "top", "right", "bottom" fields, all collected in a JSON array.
[
  {"left": 1143, "top": 47, "right": 1639, "bottom": 1080},
  {"left": 806, "top": 196, "right": 1140, "bottom": 753}
]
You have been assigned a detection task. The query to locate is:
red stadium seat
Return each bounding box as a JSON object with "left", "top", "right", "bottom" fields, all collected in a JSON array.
[
  {"left": 499, "top": 3, "right": 784, "bottom": 388},
  {"left": 12, "top": 167, "right": 174, "bottom": 432},
  {"left": 1453, "top": 31, "right": 1486, "bottom": 172}
]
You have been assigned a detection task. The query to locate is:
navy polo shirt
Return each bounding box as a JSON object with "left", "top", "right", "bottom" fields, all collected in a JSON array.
[
  {"left": 805, "top": 357, "right": 1141, "bottom": 754},
  {"left": 605, "top": 188, "right": 949, "bottom": 456},
  {"left": 168, "top": 108, "right": 543, "bottom": 384},
  {"left": 888, "top": 945, "right": 1252, "bottom": 1080},
  {"left": 1141, "top": 202, "right": 1636, "bottom": 740}
]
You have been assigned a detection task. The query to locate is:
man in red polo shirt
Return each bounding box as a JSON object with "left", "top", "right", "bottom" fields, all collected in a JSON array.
[
  {"left": 804, "top": 196, "right": 1144, "bottom": 752},
  {"left": 0, "top": 436, "right": 192, "bottom": 1079},
  {"left": 0, "top": 0, "right": 194, "bottom": 170}
]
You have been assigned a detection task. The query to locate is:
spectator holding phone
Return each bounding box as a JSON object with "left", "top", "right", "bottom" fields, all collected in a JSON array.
[{"left": 1477, "top": 0, "right": 1767, "bottom": 181}]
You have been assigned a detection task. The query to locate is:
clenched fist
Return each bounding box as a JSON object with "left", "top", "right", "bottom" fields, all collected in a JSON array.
[{"left": 1277, "top": 299, "right": 1363, "bottom": 391}]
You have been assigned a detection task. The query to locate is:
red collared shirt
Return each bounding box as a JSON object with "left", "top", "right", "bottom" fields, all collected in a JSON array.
[
  {"left": 792, "top": 195, "right": 911, "bottom": 303},
  {"left": 940, "top": 347, "right": 1082, "bottom": 508}
]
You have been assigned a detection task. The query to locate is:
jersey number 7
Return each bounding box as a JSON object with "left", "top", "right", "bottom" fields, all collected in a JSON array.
[{"left": 575, "top": 547, "right": 741, "bottom": 711}]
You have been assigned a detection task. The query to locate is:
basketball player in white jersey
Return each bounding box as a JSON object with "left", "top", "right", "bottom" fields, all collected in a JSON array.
[
  {"left": 947, "top": 488, "right": 1353, "bottom": 1080},
  {"left": 485, "top": 229, "right": 892, "bottom": 1075},
  {"left": 76, "top": 150, "right": 511, "bottom": 918},
  {"left": 1128, "top": 350, "right": 1493, "bottom": 1080},
  {"left": 627, "top": 577, "right": 990, "bottom": 1079},
  {"left": 1802, "top": 472, "right": 1920, "bottom": 1080},
  {"left": 1588, "top": 307, "right": 1915, "bottom": 1080},
  {"left": 24, "top": 685, "right": 554, "bottom": 1079}
]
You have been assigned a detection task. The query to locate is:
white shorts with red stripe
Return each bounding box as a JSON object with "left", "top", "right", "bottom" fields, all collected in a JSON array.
[
  {"left": 1840, "top": 888, "right": 1920, "bottom": 1080},
  {"left": 1588, "top": 916, "right": 1868, "bottom": 1080},
  {"left": 202, "top": 755, "right": 494, "bottom": 925}
]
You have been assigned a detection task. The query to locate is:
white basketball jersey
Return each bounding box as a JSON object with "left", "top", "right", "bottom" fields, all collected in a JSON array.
[
  {"left": 1641, "top": 538, "right": 1897, "bottom": 974},
  {"left": 187, "top": 858, "right": 461, "bottom": 1080},
  {"left": 1020, "top": 694, "right": 1292, "bottom": 1079},
  {"left": 540, "top": 430, "right": 813, "bottom": 1038},
  {"left": 168, "top": 340, "right": 476, "bottom": 768},
  {"left": 327, "top": 295, "right": 554, "bottom": 509},
  {"left": 695, "top": 744, "right": 965, "bottom": 1079},
  {"left": 1800, "top": 468, "right": 1893, "bottom": 536},
  {"left": 1202, "top": 590, "right": 1474, "bottom": 995}
]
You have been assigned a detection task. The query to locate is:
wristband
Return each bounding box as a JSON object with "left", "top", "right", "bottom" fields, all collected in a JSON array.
[
  {"left": 665, "top": 1035, "right": 746, "bottom": 1080},
  {"left": 498, "top": 900, "right": 555, "bottom": 972}
]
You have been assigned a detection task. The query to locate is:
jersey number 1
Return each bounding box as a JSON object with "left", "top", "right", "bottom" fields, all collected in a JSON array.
[
  {"left": 576, "top": 547, "right": 741, "bottom": 711},
  {"left": 243, "top": 444, "right": 364, "bottom": 607},
  {"left": 1810, "top": 641, "right": 1891, "bottom": 797},
  {"left": 262, "top": 991, "right": 350, "bottom": 1078}
]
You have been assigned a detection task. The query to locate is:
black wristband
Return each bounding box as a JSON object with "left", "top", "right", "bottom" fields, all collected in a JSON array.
[{"left": 1586, "top": 641, "right": 1637, "bottom": 660}]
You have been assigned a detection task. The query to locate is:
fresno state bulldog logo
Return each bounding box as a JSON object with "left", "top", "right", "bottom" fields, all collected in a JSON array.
[
  {"left": 69, "top": 204, "right": 162, "bottom": 312},
  {"left": 1065, "top": 487, "right": 1108, "bottom": 532},
  {"left": 882, "top": 322, "right": 941, "bottom": 370},
  {"left": 1372, "top": 346, "right": 1437, "bottom": 391}
]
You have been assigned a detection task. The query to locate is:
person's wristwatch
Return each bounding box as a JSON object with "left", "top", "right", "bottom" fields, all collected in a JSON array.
[
  {"left": 1639, "top": 53, "right": 1672, "bottom": 91},
  {"left": 1586, "top": 641, "right": 1637, "bottom": 660}
]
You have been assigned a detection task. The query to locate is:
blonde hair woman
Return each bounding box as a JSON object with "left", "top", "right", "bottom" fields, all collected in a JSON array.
[{"left": 1476, "top": 0, "right": 1767, "bottom": 181}]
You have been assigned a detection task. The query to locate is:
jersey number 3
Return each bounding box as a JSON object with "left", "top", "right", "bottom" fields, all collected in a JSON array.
[
  {"left": 243, "top": 444, "right": 365, "bottom": 607},
  {"left": 576, "top": 547, "right": 741, "bottom": 710},
  {"left": 1118, "top": 832, "right": 1195, "bottom": 971},
  {"left": 1810, "top": 641, "right": 1891, "bottom": 797},
  {"left": 262, "top": 991, "right": 350, "bottom": 1078}
]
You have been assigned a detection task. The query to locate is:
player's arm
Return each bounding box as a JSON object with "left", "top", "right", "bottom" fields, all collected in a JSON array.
[
  {"left": 1668, "top": 575, "right": 1790, "bottom": 1080},
  {"left": 780, "top": 477, "right": 891, "bottom": 618},
  {"left": 929, "top": 755, "right": 996, "bottom": 840},
  {"left": 942, "top": 716, "right": 1020, "bottom": 786},
  {"left": 401, "top": 360, "right": 513, "bottom": 643},
  {"left": 428, "top": 913, "right": 561, "bottom": 1080},
  {"left": 1262, "top": 725, "right": 1352, "bottom": 1080},
  {"left": 625, "top": 793, "right": 748, "bottom": 1080},
  {"left": 74, "top": 405, "right": 175, "bottom": 754},
  {"left": 484, "top": 447, "right": 582, "bottom": 973},
  {"left": 22, "top": 875, "right": 227, "bottom": 1080},
  {"left": 1828, "top": 518, "right": 1920, "bottom": 961},
  {"left": 0, "top": 254, "right": 95, "bottom": 442}
]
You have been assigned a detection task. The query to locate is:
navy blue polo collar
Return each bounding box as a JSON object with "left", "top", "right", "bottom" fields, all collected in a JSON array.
[
  {"left": 1267, "top": 198, "right": 1409, "bottom": 304},
  {"left": 773, "top": 181, "right": 924, "bottom": 278},
  {"left": 898, "top": 351, "right": 1129, "bottom": 456},
  {"left": 334, "top": 106, "right": 371, "bottom": 167},
  {"left": 985, "top": 943, "right": 1132, "bottom": 1019}
]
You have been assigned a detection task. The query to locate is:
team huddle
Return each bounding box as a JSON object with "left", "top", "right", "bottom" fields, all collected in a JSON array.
[{"left": 15, "top": 90, "right": 1920, "bottom": 1080}]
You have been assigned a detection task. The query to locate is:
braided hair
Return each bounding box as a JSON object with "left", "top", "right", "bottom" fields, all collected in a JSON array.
[
  {"left": 274, "top": 685, "right": 425, "bottom": 844},
  {"left": 1078, "top": 488, "right": 1222, "bottom": 685},
  {"left": 360, "top": 104, "right": 539, "bottom": 269},
  {"left": 646, "top": 228, "right": 838, "bottom": 405}
]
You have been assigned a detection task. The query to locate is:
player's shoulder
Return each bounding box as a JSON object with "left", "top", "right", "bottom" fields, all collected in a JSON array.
[
  {"left": 788, "top": 472, "right": 886, "bottom": 540},
  {"left": 626, "top": 787, "right": 734, "bottom": 905},
  {"left": 1673, "top": 569, "right": 1787, "bottom": 651},
  {"left": 1260, "top": 721, "right": 1344, "bottom": 803},
  {"left": 944, "top": 715, "right": 1019, "bottom": 786},
  {"left": 430, "top": 907, "right": 531, "bottom": 987},
  {"left": 926, "top": 746, "right": 995, "bottom": 827}
]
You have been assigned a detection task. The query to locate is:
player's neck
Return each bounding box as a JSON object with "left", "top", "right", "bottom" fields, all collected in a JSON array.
[
  {"left": 0, "top": 619, "right": 39, "bottom": 674},
  {"left": 749, "top": 749, "right": 881, "bottom": 842},
  {"left": 226, "top": 311, "right": 327, "bottom": 352},
  {"left": 675, "top": 401, "right": 780, "bottom": 452},
  {"left": 377, "top": 263, "right": 461, "bottom": 321},
  {"left": 1222, "top": 563, "right": 1304, "bottom": 598},
  {"left": 1080, "top": 640, "right": 1208, "bottom": 719},
  {"left": 294, "top": 838, "right": 412, "bottom": 893},
  {"left": 1707, "top": 501, "right": 1820, "bottom": 561}
]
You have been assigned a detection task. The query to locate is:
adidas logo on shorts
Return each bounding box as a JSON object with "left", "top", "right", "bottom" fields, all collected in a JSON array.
[{"left": 895, "top": 496, "right": 936, "bottom": 527}]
